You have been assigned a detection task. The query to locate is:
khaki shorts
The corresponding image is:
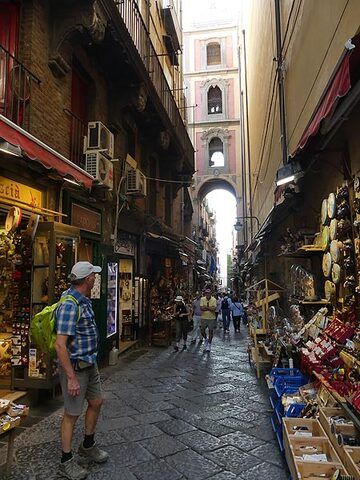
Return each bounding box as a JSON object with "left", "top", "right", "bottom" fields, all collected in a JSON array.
[
  {"left": 59, "top": 363, "right": 102, "bottom": 416},
  {"left": 201, "top": 318, "right": 216, "bottom": 331}
]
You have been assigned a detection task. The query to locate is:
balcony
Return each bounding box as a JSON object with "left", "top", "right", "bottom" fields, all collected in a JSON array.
[
  {"left": 64, "top": 109, "right": 86, "bottom": 169},
  {"left": 102, "top": 0, "right": 194, "bottom": 172},
  {"left": 0, "top": 44, "right": 40, "bottom": 132}
]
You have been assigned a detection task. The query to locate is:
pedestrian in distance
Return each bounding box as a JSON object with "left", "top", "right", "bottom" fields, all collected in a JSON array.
[
  {"left": 231, "top": 296, "right": 244, "bottom": 333},
  {"left": 173, "top": 295, "right": 190, "bottom": 351},
  {"left": 189, "top": 291, "right": 202, "bottom": 344},
  {"left": 215, "top": 293, "right": 223, "bottom": 329},
  {"left": 55, "top": 262, "right": 108, "bottom": 480},
  {"left": 200, "top": 288, "right": 217, "bottom": 352},
  {"left": 221, "top": 292, "right": 232, "bottom": 333}
]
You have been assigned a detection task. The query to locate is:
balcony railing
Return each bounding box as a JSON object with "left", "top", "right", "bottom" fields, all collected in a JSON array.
[
  {"left": 0, "top": 44, "right": 40, "bottom": 131},
  {"left": 64, "top": 109, "right": 86, "bottom": 169},
  {"left": 111, "top": 0, "right": 194, "bottom": 168}
]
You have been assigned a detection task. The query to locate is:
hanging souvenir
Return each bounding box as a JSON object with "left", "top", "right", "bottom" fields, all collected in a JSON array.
[
  {"left": 327, "top": 193, "right": 336, "bottom": 219},
  {"left": 5, "top": 207, "right": 22, "bottom": 235},
  {"left": 321, "top": 198, "right": 329, "bottom": 225},
  {"left": 321, "top": 226, "right": 330, "bottom": 250},
  {"left": 322, "top": 252, "right": 332, "bottom": 277},
  {"left": 330, "top": 240, "right": 341, "bottom": 263},
  {"left": 324, "top": 280, "right": 336, "bottom": 301},
  {"left": 329, "top": 218, "right": 338, "bottom": 240},
  {"left": 332, "top": 263, "right": 342, "bottom": 285}
]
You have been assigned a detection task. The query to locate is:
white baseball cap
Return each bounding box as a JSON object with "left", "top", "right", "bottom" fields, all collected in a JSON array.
[
  {"left": 69, "top": 261, "right": 102, "bottom": 280},
  {"left": 175, "top": 295, "right": 184, "bottom": 302}
]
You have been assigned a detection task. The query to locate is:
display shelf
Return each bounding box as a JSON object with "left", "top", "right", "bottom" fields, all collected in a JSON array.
[
  {"left": 298, "top": 299, "right": 331, "bottom": 305},
  {"left": 340, "top": 350, "right": 360, "bottom": 372},
  {"left": 278, "top": 246, "right": 324, "bottom": 258}
]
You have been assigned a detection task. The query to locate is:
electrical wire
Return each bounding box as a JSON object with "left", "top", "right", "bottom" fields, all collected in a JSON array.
[
  {"left": 283, "top": 0, "right": 303, "bottom": 58},
  {"left": 145, "top": 176, "right": 191, "bottom": 184},
  {"left": 281, "top": 0, "right": 297, "bottom": 52}
]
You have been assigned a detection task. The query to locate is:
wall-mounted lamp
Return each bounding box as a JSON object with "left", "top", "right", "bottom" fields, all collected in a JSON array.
[
  {"left": 0, "top": 141, "right": 22, "bottom": 157},
  {"left": 276, "top": 161, "right": 303, "bottom": 186}
]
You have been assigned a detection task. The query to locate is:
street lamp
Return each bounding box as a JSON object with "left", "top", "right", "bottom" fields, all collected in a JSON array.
[{"left": 234, "top": 216, "right": 260, "bottom": 231}]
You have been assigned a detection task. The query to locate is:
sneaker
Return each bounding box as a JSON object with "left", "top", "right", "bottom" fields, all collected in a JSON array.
[
  {"left": 206, "top": 342, "right": 211, "bottom": 352},
  {"left": 190, "top": 339, "right": 196, "bottom": 344},
  {"left": 174, "top": 345, "right": 179, "bottom": 352},
  {"left": 182, "top": 344, "right": 187, "bottom": 351},
  {"left": 59, "top": 457, "right": 88, "bottom": 480},
  {"left": 78, "top": 443, "right": 109, "bottom": 464}
]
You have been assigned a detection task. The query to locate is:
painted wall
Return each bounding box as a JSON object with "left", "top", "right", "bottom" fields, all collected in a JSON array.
[{"left": 244, "top": 0, "right": 360, "bottom": 229}]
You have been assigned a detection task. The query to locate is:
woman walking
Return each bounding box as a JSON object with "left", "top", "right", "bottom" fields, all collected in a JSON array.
[
  {"left": 231, "top": 296, "right": 244, "bottom": 333},
  {"left": 173, "top": 295, "right": 190, "bottom": 351}
]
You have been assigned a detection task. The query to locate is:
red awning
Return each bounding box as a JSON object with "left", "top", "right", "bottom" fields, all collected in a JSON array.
[
  {"left": 292, "top": 54, "right": 351, "bottom": 156},
  {"left": 0, "top": 115, "right": 93, "bottom": 189}
]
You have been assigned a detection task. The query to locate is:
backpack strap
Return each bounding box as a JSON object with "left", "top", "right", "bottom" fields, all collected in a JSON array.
[{"left": 61, "top": 295, "right": 81, "bottom": 324}]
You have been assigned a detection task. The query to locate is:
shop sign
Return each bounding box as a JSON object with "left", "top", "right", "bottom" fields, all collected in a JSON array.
[
  {"left": 114, "top": 232, "right": 136, "bottom": 256},
  {"left": 0, "top": 176, "right": 42, "bottom": 208},
  {"left": 71, "top": 203, "right": 101, "bottom": 234}
]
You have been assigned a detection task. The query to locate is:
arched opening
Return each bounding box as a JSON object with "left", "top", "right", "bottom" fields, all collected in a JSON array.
[
  {"left": 198, "top": 179, "right": 237, "bottom": 289},
  {"left": 209, "top": 137, "right": 224, "bottom": 167},
  {"left": 206, "top": 42, "right": 221, "bottom": 65},
  {"left": 207, "top": 85, "right": 222, "bottom": 114}
]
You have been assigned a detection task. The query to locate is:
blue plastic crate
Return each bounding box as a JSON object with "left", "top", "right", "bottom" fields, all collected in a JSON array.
[
  {"left": 274, "top": 375, "right": 308, "bottom": 397},
  {"left": 285, "top": 403, "right": 306, "bottom": 418},
  {"left": 269, "top": 368, "right": 302, "bottom": 382}
]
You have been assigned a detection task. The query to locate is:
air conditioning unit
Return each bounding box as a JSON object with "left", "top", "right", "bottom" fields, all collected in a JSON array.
[
  {"left": 86, "top": 121, "right": 114, "bottom": 159},
  {"left": 126, "top": 167, "right": 147, "bottom": 196},
  {"left": 85, "top": 151, "right": 114, "bottom": 190}
]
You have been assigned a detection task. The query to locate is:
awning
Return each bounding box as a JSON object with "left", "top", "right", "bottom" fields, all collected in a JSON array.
[
  {"left": 0, "top": 115, "right": 93, "bottom": 189},
  {"left": 292, "top": 55, "right": 351, "bottom": 156}
]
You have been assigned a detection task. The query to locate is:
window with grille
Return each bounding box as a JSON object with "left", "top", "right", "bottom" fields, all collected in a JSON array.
[
  {"left": 206, "top": 42, "right": 221, "bottom": 65},
  {"left": 209, "top": 137, "right": 224, "bottom": 167},
  {"left": 207, "top": 86, "right": 222, "bottom": 114}
]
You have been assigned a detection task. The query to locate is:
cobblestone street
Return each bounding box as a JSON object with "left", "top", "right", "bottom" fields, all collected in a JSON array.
[{"left": 1, "top": 332, "right": 289, "bottom": 480}]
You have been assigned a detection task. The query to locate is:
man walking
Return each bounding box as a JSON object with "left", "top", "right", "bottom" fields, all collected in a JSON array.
[
  {"left": 189, "top": 291, "right": 202, "bottom": 344},
  {"left": 221, "top": 292, "right": 232, "bottom": 333},
  {"left": 200, "top": 288, "right": 217, "bottom": 352},
  {"left": 55, "top": 262, "right": 108, "bottom": 480}
]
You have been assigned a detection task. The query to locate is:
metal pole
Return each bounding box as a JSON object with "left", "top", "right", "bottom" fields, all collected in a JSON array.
[
  {"left": 274, "top": 0, "right": 288, "bottom": 166},
  {"left": 238, "top": 44, "right": 247, "bottom": 247},
  {"left": 242, "top": 29, "right": 254, "bottom": 238}
]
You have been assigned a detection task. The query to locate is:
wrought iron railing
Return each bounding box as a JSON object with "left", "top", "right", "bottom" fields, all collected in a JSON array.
[
  {"left": 112, "top": 0, "right": 194, "bottom": 167},
  {"left": 0, "top": 44, "right": 40, "bottom": 131},
  {"left": 64, "top": 109, "right": 87, "bottom": 169}
]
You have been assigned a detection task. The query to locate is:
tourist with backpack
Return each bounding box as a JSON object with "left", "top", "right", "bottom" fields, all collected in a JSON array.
[
  {"left": 54, "top": 262, "right": 108, "bottom": 480},
  {"left": 230, "top": 296, "right": 244, "bottom": 333},
  {"left": 221, "top": 293, "right": 231, "bottom": 333}
]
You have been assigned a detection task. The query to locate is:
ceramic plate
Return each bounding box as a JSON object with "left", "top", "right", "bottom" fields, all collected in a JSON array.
[
  {"left": 322, "top": 226, "right": 330, "bottom": 250},
  {"left": 330, "top": 240, "right": 341, "bottom": 263},
  {"left": 321, "top": 198, "right": 329, "bottom": 225},
  {"left": 327, "top": 193, "right": 336, "bottom": 219},
  {"left": 329, "top": 218, "right": 338, "bottom": 240},
  {"left": 322, "top": 252, "right": 332, "bottom": 277},
  {"left": 324, "top": 280, "right": 336, "bottom": 301},
  {"left": 332, "top": 263, "right": 342, "bottom": 285}
]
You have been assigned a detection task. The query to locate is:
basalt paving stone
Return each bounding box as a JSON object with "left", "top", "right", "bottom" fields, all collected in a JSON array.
[
  {"left": 167, "top": 407, "right": 202, "bottom": 423},
  {"left": 97, "top": 415, "right": 138, "bottom": 432},
  {"left": 14, "top": 441, "right": 59, "bottom": 472},
  {"left": 132, "top": 411, "right": 172, "bottom": 424},
  {"left": 249, "top": 441, "right": 285, "bottom": 467},
  {"left": 238, "top": 461, "right": 289, "bottom": 480},
  {"left": 130, "top": 458, "right": 183, "bottom": 480},
  {"left": 156, "top": 418, "right": 196, "bottom": 435},
  {"left": 207, "top": 472, "right": 239, "bottom": 480},
  {"left": 100, "top": 403, "right": 138, "bottom": 419},
  {"left": 177, "top": 430, "right": 224, "bottom": 452},
  {"left": 219, "top": 431, "right": 265, "bottom": 451},
  {"left": 218, "top": 417, "right": 258, "bottom": 430},
  {"left": 164, "top": 449, "right": 222, "bottom": 479},
  {"left": 97, "top": 429, "right": 126, "bottom": 447},
  {"left": 121, "top": 423, "right": 164, "bottom": 441},
  {"left": 98, "top": 442, "right": 154, "bottom": 468},
  {"left": 191, "top": 417, "right": 235, "bottom": 436},
  {"left": 205, "top": 446, "right": 262, "bottom": 475},
  {"left": 140, "top": 433, "right": 188, "bottom": 457},
  {"left": 88, "top": 466, "right": 138, "bottom": 480}
]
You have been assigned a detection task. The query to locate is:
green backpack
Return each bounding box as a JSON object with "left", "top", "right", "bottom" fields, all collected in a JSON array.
[{"left": 30, "top": 295, "right": 80, "bottom": 358}]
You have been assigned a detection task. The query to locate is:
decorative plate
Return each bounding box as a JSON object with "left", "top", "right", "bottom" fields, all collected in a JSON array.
[
  {"left": 327, "top": 193, "right": 336, "bottom": 219},
  {"left": 322, "top": 252, "right": 332, "bottom": 278},
  {"left": 321, "top": 198, "right": 329, "bottom": 225},
  {"left": 324, "top": 280, "right": 336, "bottom": 301},
  {"left": 321, "top": 226, "right": 330, "bottom": 250},
  {"left": 332, "top": 263, "right": 342, "bottom": 285},
  {"left": 330, "top": 240, "right": 341, "bottom": 263},
  {"left": 329, "top": 218, "right": 338, "bottom": 240},
  {"left": 5, "top": 206, "right": 22, "bottom": 234}
]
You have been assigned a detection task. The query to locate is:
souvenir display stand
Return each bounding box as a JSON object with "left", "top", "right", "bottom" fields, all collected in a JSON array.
[
  {"left": 12, "top": 221, "right": 80, "bottom": 389},
  {"left": 256, "top": 180, "right": 360, "bottom": 479},
  {"left": 246, "top": 279, "right": 284, "bottom": 378}
]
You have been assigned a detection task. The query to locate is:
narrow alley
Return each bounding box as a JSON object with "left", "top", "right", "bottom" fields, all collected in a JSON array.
[{"left": 1, "top": 334, "right": 288, "bottom": 480}]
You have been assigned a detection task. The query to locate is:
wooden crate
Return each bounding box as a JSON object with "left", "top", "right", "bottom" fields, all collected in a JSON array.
[
  {"left": 283, "top": 417, "right": 327, "bottom": 439},
  {"left": 344, "top": 446, "right": 360, "bottom": 478},
  {"left": 318, "top": 406, "right": 346, "bottom": 440},
  {"left": 295, "top": 462, "right": 349, "bottom": 479},
  {"left": 290, "top": 436, "right": 341, "bottom": 464}
]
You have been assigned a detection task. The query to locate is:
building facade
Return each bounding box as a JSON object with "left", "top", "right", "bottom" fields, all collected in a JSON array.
[{"left": 0, "top": 0, "right": 194, "bottom": 391}]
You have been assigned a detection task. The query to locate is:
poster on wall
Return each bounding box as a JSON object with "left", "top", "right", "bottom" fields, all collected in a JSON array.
[
  {"left": 119, "top": 259, "right": 134, "bottom": 336},
  {"left": 28, "top": 348, "right": 46, "bottom": 378},
  {"left": 106, "top": 263, "right": 118, "bottom": 337}
]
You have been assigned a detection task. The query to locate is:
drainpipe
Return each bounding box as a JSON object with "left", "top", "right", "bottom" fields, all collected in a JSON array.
[
  {"left": 274, "top": 0, "right": 288, "bottom": 166},
  {"left": 242, "top": 29, "right": 254, "bottom": 239},
  {"left": 237, "top": 46, "right": 247, "bottom": 247}
]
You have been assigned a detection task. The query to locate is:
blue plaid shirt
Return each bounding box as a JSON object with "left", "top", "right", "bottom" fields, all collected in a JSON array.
[{"left": 55, "top": 287, "right": 99, "bottom": 364}]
